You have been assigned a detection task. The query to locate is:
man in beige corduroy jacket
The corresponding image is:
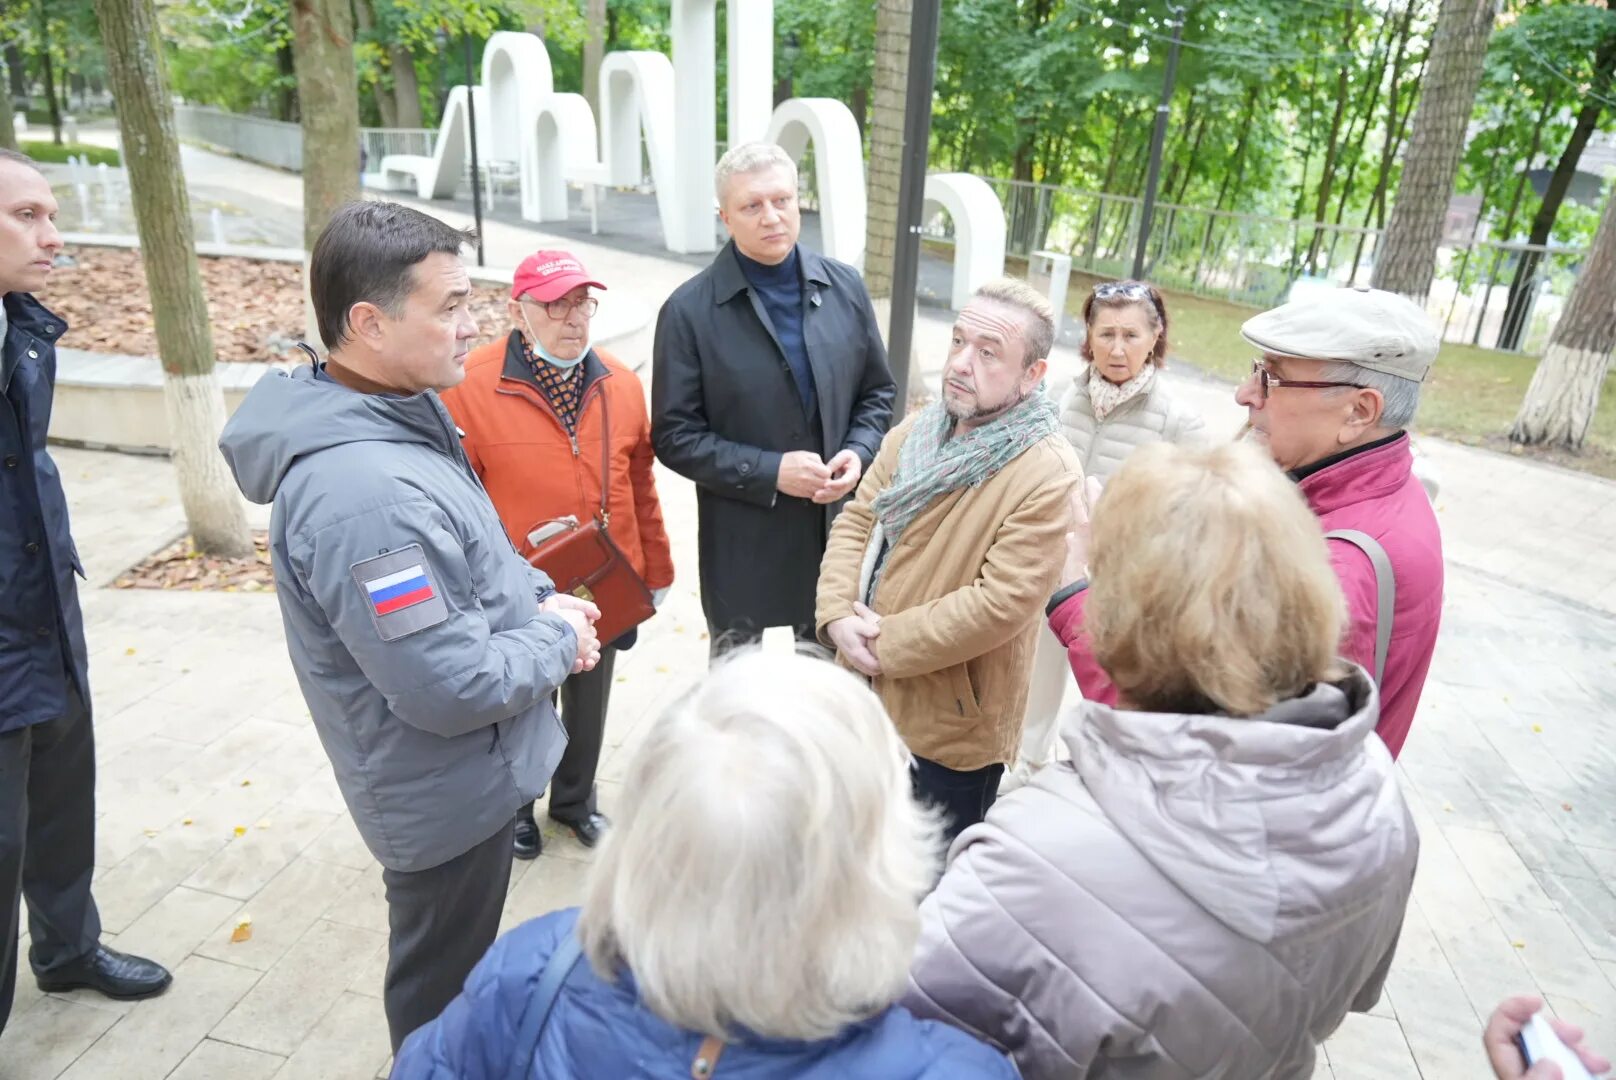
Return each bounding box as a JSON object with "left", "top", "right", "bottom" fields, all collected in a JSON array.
[{"left": 816, "top": 278, "right": 1079, "bottom": 842}]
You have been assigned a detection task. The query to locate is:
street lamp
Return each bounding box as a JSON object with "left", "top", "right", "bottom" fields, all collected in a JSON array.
[{"left": 437, "top": 25, "right": 485, "bottom": 266}]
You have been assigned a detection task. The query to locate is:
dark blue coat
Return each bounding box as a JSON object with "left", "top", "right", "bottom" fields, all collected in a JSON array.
[
  {"left": 393, "top": 908, "right": 1020, "bottom": 1079},
  {"left": 1, "top": 292, "right": 86, "bottom": 733}
]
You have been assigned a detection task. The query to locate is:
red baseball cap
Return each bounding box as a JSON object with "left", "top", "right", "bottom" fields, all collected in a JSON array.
[{"left": 511, "top": 250, "right": 608, "bottom": 302}]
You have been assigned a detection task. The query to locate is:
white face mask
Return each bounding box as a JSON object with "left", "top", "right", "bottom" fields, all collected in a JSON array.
[{"left": 520, "top": 309, "right": 589, "bottom": 370}]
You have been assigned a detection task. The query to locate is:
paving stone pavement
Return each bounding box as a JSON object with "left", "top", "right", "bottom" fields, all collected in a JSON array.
[{"left": 8, "top": 136, "right": 1616, "bottom": 1078}]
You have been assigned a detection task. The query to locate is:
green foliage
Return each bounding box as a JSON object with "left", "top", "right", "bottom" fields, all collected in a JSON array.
[
  {"left": 20, "top": 138, "right": 119, "bottom": 164},
  {"left": 163, "top": 0, "right": 295, "bottom": 117}
]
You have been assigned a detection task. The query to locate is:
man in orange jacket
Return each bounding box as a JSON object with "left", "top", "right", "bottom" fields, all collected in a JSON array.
[{"left": 441, "top": 251, "right": 674, "bottom": 858}]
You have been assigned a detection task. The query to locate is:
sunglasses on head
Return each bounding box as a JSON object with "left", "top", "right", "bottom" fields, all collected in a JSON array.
[{"left": 1092, "top": 281, "right": 1154, "bottom": 303}]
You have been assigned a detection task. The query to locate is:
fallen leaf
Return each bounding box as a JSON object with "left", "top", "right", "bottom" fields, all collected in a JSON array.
[
  {"left": 240, "top": 779, "right": 251, "bottom": 787},
  {"left": 1512, "top": 940, "right": 1526, "bottom": 949},
  {"left": 233, "top": 825, "right": 248, "bottom": 837},
  {"left": 1562, "top": 802, "right": 1574, "bottom": 812},
  {"left": 230, "top": 916, "right": 253, "bottom": 943},
  {"left": 182, "top": 818, "right": 194, "bottom": 826},
  {"left": 1532, "top": 724, "right": 1543, "bottom": 733},
  {"left": 1442, "top": 802, "right": 1454, "bottom": 812},
  {"left": 142, "top": 828, "right": 158, "bottom": 837},
  {"left": 255, "top": 819, "right": 272, "bottom": 830},
  {"left": 656, "top": 665, "right": 669, "bottom": 674},
  {"left": 124, "top": 647, "right": 136, "bottom": 656}
]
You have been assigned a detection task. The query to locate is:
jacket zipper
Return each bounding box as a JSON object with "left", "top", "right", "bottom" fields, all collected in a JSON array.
[{"left": 496, "top": 366, "right": 614, "bottom": 521}]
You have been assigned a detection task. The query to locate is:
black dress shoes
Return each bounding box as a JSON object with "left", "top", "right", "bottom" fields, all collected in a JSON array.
[
  {"left": 36, "top": 946, "right": 172, "bottom": 1001},
  {"left": 552, "top": 810, "right": 610, "bottom": 849},
  {"left": 513, "top": 803, "right": 542, "bottom": 860}
]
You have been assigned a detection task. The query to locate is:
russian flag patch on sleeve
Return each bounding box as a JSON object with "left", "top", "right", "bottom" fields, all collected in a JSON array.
[
  {"left": 350, "top": 544, "right": 450, "bottom": 642},
  {"left": 365, "top": 564, "right": 436, "bottom": 614}
]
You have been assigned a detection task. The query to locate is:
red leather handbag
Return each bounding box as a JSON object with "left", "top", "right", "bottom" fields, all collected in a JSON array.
[{"left": 520, "top": 398, "right": 655, "bottom": 645}]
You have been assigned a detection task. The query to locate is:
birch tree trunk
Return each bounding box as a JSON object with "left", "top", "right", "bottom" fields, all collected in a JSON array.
[
  {"left": 1510, "top": 189, "right": 1616, "bottom": 449},
  {"left": 91, "top": 0, "right": 254, "bottom": 557}
]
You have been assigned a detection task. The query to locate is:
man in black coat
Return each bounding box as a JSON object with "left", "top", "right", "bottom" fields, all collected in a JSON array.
[
  {"left": 652, "top": 142, "right": 895, "bottom": 656},
  {"left": 0, "top": 149, "right": 171, "bottom": 1036}
]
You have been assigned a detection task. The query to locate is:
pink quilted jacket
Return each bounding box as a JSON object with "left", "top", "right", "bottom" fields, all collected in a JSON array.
[
  {"left": 1051, "top": 433, "right": 1443, "bottom": 758},
  {"left": 903, "top": 670, "right": 1419, "bottom": 1079}
]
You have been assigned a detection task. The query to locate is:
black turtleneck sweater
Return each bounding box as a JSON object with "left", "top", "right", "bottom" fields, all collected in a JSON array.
[{"left": 736, "top": 246, "right": 816, "bottom": 420}]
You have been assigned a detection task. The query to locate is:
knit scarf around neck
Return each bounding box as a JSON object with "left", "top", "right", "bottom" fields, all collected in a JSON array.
[
  {"left": 1087, "top": 360, "right": 1156, "bottom": 421},
  {"left": 871, "top": 389, "right": 1060, "bottom": 551}
]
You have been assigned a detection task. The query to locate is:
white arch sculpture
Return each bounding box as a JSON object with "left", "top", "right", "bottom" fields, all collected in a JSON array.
[
  {"left": 667, "top": 0, "right": 773, "bottom": 253},
  {"left": 519, "top": 52, "right": 678, "bottom": 238},
  {"left": 765, "top": 98, "right": 867, "bottom": 268},
  {"left": 923, "top": 173, "right": 1008, "bottom": 311},
  {"left": 376, "top": 83, "right": 489, "bottom": 200},
  {"left": 482, "top": 30, "right": 552, "bottom": 169}
]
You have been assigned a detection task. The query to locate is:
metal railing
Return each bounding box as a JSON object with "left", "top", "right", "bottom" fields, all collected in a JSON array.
[
  {"left": 174, "top": 104, "right": 440, "bottom": 180},
  {"left": 922, "top": 178, "right": 1587, "bottom": 353}
]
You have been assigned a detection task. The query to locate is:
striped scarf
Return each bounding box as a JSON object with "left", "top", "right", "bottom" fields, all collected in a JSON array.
[{"left": 871, "top": 389, "right": 1060, "bottom": 559}]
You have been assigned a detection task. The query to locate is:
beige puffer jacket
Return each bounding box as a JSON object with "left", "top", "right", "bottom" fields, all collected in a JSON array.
[
  {"left": 1059, "top": 367, "right": 1207, "bottom": 480},
  {"left": 903, "top": 669, "right": 1419, "bottom": 1079}
]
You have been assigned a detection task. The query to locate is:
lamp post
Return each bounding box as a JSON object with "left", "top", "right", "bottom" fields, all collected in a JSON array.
[
  {"left": 1131, "top": 5, "right": 1186, "bottom": 281},
  {"left": 439, "top": 26, "right": 485, "bottom": 266},
  {"left": 887, "top": 0, "right": 943, "bottom": 411}
]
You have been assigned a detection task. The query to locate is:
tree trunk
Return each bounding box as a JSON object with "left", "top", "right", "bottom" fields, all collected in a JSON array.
[
  {"left": 292, "top": 0, "right": 361, "bottom": 254},
  {"left": 273, "top": 41, "right": 299, "bottom": 122},
  {"left": 0, "top": 69, "right": 15, "bottom": 152},
  {"left": 1305, "top": 6, "right": 1361, "bottom": 270},
  {"left": 4, "top": 45, "right": 24, "bottom": 103},
  {"left": 91, "top": 0, "right": 254, "bottom": 557},
  {"left": 1497, "top": 13, "right": 1616, "bottom": 349},
  {"left": 391, "top": 46, "right": 422, "bottom": 128},
  {"left": 583, "top": 0, "right": 606, "bottom": 117},
  {"left": 37, "top": 0, "right": 63, "bottom": 144},
  {"left": 1472, "top": 98, "right": 1553, "bottom": 344},
  {"left": 1511, "top": 187, "right": 1616, "bottom": 448},
  {"left": 352, "top": 0, "right": 396, "bottom": 128},
  {"left": 1371, "top": 0, "right": 1497, "bottom": 300}
]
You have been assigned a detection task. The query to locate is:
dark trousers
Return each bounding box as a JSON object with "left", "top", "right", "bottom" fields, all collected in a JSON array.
[
  {"left": 707, "top": 619, "right": 820, "bottom": 661},
  {"left": 545, "top": 646, "right": 617, "bottom": 821},
  {"left": 0, "top": 681, "right": 102, "bottom": 1037},
  {"left": 380, "top": 816, "right": 515, "bottom": 1053},
  {"left": 912, "top": 755, "right": 1006, "bottom": 846}
]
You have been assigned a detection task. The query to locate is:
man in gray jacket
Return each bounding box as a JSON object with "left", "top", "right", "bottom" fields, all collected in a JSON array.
[{"left": 220, "top": 201, "right": 599, "bottom": 1052}]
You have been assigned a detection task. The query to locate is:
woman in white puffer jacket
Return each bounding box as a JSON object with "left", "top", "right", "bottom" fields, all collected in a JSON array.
[{"left": 1008, "top": 279, "right": 1207, "bottom": 788}]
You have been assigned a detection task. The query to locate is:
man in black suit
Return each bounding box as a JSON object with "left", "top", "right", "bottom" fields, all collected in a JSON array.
[{"left": 652, "top": 142, "right": 894, "bottom": 657}]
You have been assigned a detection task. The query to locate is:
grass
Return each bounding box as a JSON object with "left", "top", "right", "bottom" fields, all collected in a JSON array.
[
  {"left": 1064, "top": 270, "right": 1616, "bottom": 481},
  {"left": 20, "top": 140, "right": 121, "bottom": 166}
]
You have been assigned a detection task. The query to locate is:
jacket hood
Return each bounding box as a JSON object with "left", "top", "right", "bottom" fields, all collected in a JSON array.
[
  {"left": 220, "top": 364, "right": 456, "bottom": 504},
  {"left": 1064, "top": 666, "right": 1393, "bottom": 943}
]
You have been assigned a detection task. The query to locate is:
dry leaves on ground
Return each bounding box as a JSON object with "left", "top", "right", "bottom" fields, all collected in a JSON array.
[
  {"left": 50, "top": 246, "right": 515, "bottom": 363},
  {"left": 115, "top": 530, "right": 278, "bottom": 593}
]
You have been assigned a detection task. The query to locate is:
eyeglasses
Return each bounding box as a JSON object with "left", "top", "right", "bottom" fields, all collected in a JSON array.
[
  {"left": 1092, "top": 281, "right": 1154, "bottom": 303},
  {"left": 1248, "top": 358, "right": 1363, "bottom": 400},
  {"left": 524, "top": 296, "right": 598, "bottom": 320}
]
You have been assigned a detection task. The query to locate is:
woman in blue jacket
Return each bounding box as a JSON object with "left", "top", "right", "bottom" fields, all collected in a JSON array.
[{"left": 393, "top": 652, "right": 1017, "bottom": 1079}]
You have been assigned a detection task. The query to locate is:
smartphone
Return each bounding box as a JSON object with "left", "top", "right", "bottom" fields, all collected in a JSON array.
[{"left": 1518, "top": 1011, "right": 1599, "bottom": 1080}]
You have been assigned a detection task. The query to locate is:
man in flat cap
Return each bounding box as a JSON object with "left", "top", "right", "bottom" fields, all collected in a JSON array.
[{"left": 1049, "top": 286, "right": 1443, "bottom": 760}]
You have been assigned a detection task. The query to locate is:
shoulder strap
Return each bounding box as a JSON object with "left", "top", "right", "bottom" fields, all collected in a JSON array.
[
  {"left": 1324, "top": 529, "right": 1394, "bottom": 686},
  {"left": 597, "top": 384, "right": 611, "bottom": 527},
  {"left": 509, "top": 930, "right": 585, "bottom": 1080}
]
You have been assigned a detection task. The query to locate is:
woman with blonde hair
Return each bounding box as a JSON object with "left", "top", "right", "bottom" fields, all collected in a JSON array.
[
  {"left": 903, "top": 441, "right": 1419, "bottom": 1079},
  {"left": 393, "top": 652, "right": 1016, "bottom": 1079},
  {"left": 1011, "top": 279, "right": 1207, "bottom": 789}
]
